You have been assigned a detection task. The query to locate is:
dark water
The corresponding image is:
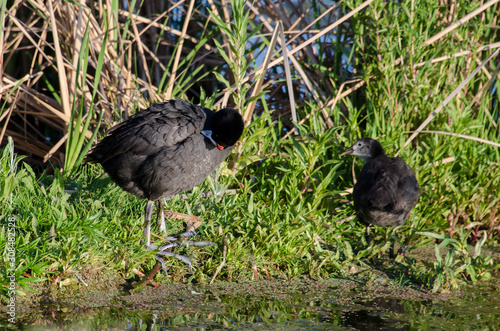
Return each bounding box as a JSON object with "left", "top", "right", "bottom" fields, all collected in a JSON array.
[{"left": 2, "top": 280, "right": 500, "bottom": 330}]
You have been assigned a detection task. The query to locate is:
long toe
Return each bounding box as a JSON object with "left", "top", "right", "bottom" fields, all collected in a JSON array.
[
  {"left": 155, "top": 256, "right": 168, "bottom": 275},
  {"left": 145, "top": 243, "right": 158, "bottom": 250},
  {"left": 157, "top": 251, "right": 193, "bottom": 273},
  {"left": 159, "top": 243, "right": 180, "bottom": 251},
  {"left": 184, "top": 240, "right": 217, "bottom": 247},
  {"left": 180, "top": 230, "right": 197, "bottom": 238},
  {"left": 164, "top": 229, "right": 202, "bottom": 241},
  {"left": 158, "top": 241, "right": 216, "bottom": 251},
  {"left": 166, "top": 236, "right": 179, "bottom": 242},
  {"left": 185, "top": 240, "right": 216, "bottom": 247}
]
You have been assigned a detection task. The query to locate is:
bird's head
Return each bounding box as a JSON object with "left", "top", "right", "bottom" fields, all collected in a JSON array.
[
  {"left": 340, "top": 138, "right": 385, "bottom": 163},
  {"left": 202, "top": 108, "right": 244, "bottom": 150}
]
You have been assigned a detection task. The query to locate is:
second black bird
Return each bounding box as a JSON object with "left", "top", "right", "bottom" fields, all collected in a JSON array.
[{"left": 341, "top": 138, "right": 420, "bottom": 254}]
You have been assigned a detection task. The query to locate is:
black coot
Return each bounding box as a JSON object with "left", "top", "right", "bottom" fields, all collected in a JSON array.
[
  {"left": 86, "top": 99, "right": 244, "bottom": 256},
  {"left": 341, "top": 138, "right": 420, "bottom": 254}
]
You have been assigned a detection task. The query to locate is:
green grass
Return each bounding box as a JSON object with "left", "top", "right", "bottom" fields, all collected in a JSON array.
[
  {"left": 1, "top": 0, "right": 500, "bottom": 299},
  {"left": 1, "top": 101, "right": 499, "bottom": 299}
]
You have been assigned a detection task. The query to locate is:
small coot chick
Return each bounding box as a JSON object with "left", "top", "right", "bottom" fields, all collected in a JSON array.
[
  {"left": 341, "top": 138, "right": 420, "bottom": 254},
  {"left": 86, "top": 99, "right": 244, "bottom": 267}
]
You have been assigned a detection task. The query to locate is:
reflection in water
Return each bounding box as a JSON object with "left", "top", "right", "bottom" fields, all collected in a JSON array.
[{"left": 4, "top": 281, "right": 500, "bottom": 330}]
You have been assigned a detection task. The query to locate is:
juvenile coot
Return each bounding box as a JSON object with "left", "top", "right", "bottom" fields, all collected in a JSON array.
[
  {"left": 341, "top": 138, "right": 420, "bottom": 253},
  {"left": 86, "top": 99, "right": 244, "bottom": 262}
]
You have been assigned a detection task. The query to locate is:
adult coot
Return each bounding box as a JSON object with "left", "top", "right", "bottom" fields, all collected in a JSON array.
[
  {"left": 86, "top": 99, "right": 244, "bottom": 259},
  {"left": 341, "top": 138, "right": 420, "bottom": 255}
]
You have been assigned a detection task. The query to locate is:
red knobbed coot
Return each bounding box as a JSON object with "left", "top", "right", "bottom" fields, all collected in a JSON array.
[
  {"left": 86, "top": 99, "right": 244, "bottom": 264},
  {"left": 341, "top": 138, "right": 420, "bottom": 255}
]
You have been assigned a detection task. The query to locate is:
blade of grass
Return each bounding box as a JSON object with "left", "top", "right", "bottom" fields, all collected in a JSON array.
[
  {"left": 278, "top": 21, "right": 297, "bottom": 130},
  {"left": 424, "top": 0, "right": 500, "bottom": 46},
  {"left": 0, "top": 0, "right": 6, "bottom": 89},
  {"left": 165, "top": 0, "right": 196, "bottom": 99},
  {"left": 0, "top": 74, "right": 34, "bottom": 143},
  {"left": 413, "top": 42, "right": 500, "bottom": 69},
  {"left": 244, "top": 21, "right": 280, "bottom": 125},
  {"left": 128, "top": 2, "right": 153, "bottom": 101},
  {"left": 404, "top": 48, "right": 500, "bottom": 148},
  {"left": 406, "top": 130, "right": 500, "bottom": 148},
  {"left": 47, "top": 0, "right": 71, "bottom": 121},
  {"left": 65, "top": 17, "right": 108, "bottom": 175},
  {"left": 251, "top": 0, "right": 374, "bottom": 87}
]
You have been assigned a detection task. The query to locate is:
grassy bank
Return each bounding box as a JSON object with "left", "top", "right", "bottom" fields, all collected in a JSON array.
[
  {"left": 1, "top": 0, "right": 500, "bottom": 299},
  {"left": 1, "top": 103, "right": 499, "bottom": 298}
]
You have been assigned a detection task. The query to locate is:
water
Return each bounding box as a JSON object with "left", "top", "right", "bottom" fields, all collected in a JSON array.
[{"left": 3, "top": 278, "right": 500, "bottom": 330}]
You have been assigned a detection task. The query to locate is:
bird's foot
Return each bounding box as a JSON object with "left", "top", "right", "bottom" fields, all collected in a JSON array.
[
  {"left": 156, "top": 250, "right": 193, "bottom": 273},
  {"left": 180, "top": 230, "right": 197, "bottom": 239},
  {"left": 164, "top": 229, "right": 216, "bottom": 245},
  {"left": 142, "top": 230, "right": 199, "bottom": 250},
  {"left": 154, "top": 237, "right": 216, "bottom": 275},
  {"left": 144, "top": 227, "right": 216, "bottom": 275},
  {"left": 145, "top": 243, "right": 158, "bottom": 250},
  {"left": 155, "top": 256, "right": 169, "bottom": 275},
  {"left": 159, "top": 240, "right": 216, "bottom": 250}
]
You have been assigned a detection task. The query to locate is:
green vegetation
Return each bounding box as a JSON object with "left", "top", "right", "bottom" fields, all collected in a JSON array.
[{"left": 1, "top": 0, "right": 500, "bottom": 300}]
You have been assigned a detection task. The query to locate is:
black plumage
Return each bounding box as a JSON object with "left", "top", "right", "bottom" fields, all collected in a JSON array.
[
  {"left": 86, "top": 99, "right": 244, "bottom": 250},
  {"left": 341, "top": 138, "right": 420, "bottom": 231}
]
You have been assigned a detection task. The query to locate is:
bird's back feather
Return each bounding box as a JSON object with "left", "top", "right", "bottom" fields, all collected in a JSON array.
[
  {"left": 87, "top": 100, "right": 206, "bottom": 164},
  {"left": 86, "top": 100, "right": 232, "bottom": 200},
  {"left": 353, "top": 154, "right": 420, "bottom": 227}
]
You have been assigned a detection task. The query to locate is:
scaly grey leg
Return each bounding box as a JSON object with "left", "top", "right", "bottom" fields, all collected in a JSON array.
[
  {"left": 149, "top": 212, "right": 216, "bottom": 274},
  {"left": 143, "top": 201, "right": 156, "bottom": 250},
  {"left": 159, "top": 241, "right": 216, "bottom": 251},
  {"left": 155, "top": 256, "right": 168, "bottom": 275},
  {"left": 156, "top": 240, "right": 216, "bottom": 274},
  {"left": 365, "top": 225, "right": 372, "bottom": 245},
  {"left": 157, "top": 250, "right": 193, "bottom": 273},
  {"left": 156, "top": 200, "right": 168, "bottom": 238}
]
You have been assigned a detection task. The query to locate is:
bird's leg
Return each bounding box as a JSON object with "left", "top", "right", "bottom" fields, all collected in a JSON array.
[
  {"left": 155, "top": 213, "right": 217, "bottom": 274},
  {"left": 155, "top": 256, "right": 168, "bottom": 275},
  {"left": 389, "top": 241, "right": 396, "bottom": 259},
  {"left": 143, "top": 201, "right": 157, "bottom": 250},
  {"left": 389, "top": 227, "right": 407, "bottom": 259},
  {"left": 365, "top": 225, "right": 372, "bottom": 246},
  {"left": 389, "top": 239, "right": 404, "bottom": 259},
  {"left": 156, "top": 200, "right": 168, "bottom": 238},
  {"left": 393, "top": 228, "right": 407, "bottom": 258},
  {"left": 157, "top": 250, "right": 193, "bottom": 273}
]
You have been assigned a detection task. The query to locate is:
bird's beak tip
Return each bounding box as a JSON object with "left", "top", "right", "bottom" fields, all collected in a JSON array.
[{"left": 340, "top": 147, "right": 353, "bottom": 157}]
